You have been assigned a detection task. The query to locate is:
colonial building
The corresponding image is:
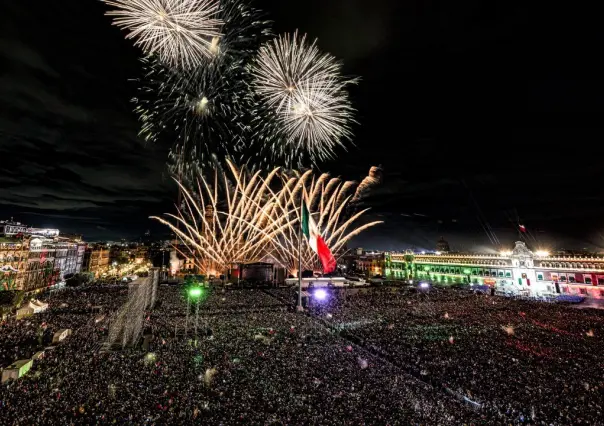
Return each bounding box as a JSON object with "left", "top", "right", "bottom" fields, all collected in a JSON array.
[
  {"left": 54, "top": 240, "right": 84, "bottom": 279},
  {"left": 83, "top": 246, "right": 110, "bottom": 277},
  {"left": 0, "top": 220, "right": 86, "bottom": 291},
  {"left": 0, "top": 237, "right": 28, "bottom": 290},
  {"left": 353, "top": 251, "right": 385, "bottom": 277},
  {"left": 23, "top": 237, "right": 59, "bottom": 291},
  {"left": 436, "top": 236, "right": 450, "bottom": 253},
  {"left": 386, "top": 241, "right": 604, "bottom": 298}
]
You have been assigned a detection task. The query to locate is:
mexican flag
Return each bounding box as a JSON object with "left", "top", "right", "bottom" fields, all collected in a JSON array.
[{"left": 301, "top": 200, "right": 336, "bottom": 273}]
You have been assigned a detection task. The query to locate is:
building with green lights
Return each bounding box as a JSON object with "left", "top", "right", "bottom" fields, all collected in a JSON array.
[{"left": 385, "top": 241, "right": 604, "bottom": 299}]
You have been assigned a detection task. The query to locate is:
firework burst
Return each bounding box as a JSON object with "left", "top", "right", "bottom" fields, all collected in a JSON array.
[
  {"left": 151, "top": 161, "right": 296, "bottom": 275},
  {"left": 103, "top": 0, "right": 223, "bottom": 69},
  {"left": 211, "top": 0, "right": 272, "bottom": 60},
  {"left": 134, "top": 55, "right": 252, "bottom": 169},
  {"left": 251, "top": 32, "right": 357, "bottom": 166},
  {"left": 269, "top": 170, "right": 382, "bottom": 273},
  {"left": 151, "top": 162, "right": 381, "bottom": 276},
  {"left": 131, "top": 0, "right": 272, "bottom": 173}
]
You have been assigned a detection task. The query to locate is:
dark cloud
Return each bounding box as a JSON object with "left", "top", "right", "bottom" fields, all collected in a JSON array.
[
  {"left": 1, "top": 1, "right": 603, "bottom": 249},
  {"left": 0, "top": 2, "right": 174, "bottom": 240}
]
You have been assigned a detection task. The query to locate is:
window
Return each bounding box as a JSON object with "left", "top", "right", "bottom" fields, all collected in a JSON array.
[
  {"left": 568, "top": 275, "right": 576, "bottom": 283},
  {"left": 598, "top": 278, "right": 604, "bottom": 286},
  {"left": 559, "top": 275, "right": 567, "bottom": 282},
  {"left": 537, "top": 274, "right": 544, "bottom": 281},
  {"left": 505, "top": 271, "right": 512, "bottom": 278},
  {"left": 585, "top": 276, "right": 592, "bottom": 285},
  {"left": 498, "top": 271, "right": 504, "bottom": 277}
]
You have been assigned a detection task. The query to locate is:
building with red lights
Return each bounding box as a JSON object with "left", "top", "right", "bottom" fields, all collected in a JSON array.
[{"left": 386, "top": 241, "right": 604, "bottom": 299}]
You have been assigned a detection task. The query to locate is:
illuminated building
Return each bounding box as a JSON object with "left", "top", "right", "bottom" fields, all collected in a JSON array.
[
  {"left": 83, "top": 246, "right": 110, "bottom": 277},
  {"left": 0, "top": 220, "right": 87, "bottom": 291},
  {"left": 76, "top": 243, "right": 86, "bottom": 274},
  {"left": 353, "top": 251, "right": 385, "bottom": 277},
  {"left": 0, "top": 220, "right": 59, "bottom": 239},
  {"left": 386, "top": 241, "right": 604, "bottom": 298},
  {"left": 0, "top": 237, "right": 28, "bottom": 291},
  {"left": 23, "top": 238, "right": 59, "bottom": 291},
  {"left": 53, "top": 240, "right": 84, "bottom": 280}
]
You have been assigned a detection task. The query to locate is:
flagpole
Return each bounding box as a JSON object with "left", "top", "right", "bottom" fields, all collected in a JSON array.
[{"left": 297, "top": 188, "right": 303, "bottom": 312}]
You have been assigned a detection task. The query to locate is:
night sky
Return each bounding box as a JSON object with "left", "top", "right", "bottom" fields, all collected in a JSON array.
[{"left": 2, "top": 1, "right": 604, "bottom": 251}]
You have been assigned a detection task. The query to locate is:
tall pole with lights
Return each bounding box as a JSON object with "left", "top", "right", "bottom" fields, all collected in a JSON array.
[
  {"left": 297, "top": 189, "right": 303, "bottom": 312},
  {"left": 187, "top": 287, "right": 203, "bottom": 338},
  {"left": 185, "top": 295, "right": 190, "bottom": 336}
]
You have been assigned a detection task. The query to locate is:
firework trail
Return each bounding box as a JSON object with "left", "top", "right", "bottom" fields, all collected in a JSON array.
[
  {"left": 103, "top": 0, "right": 223, "bottom": 69},
  {"left": 151, "top": 162, "right": 381, "bottom": 276},
  {"left": 251, "top": 32, "right": 357, "bottom": 166},
  {"left": 269, "top": 169, "right": 382, "bottom": 273},
  {"left": 151, "top": 161, "right": 296, "bottom": 275}
]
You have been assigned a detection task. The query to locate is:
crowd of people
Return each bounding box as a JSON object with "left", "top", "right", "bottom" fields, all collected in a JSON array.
[
  {"left": 285, "top": 286, "right": 604, "bottom": 424},
  {"left": 0, "top": 283, "right": 602, "bottom": 424}
]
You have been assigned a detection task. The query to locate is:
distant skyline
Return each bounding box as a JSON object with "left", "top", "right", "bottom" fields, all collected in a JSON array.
[{"left": 2, "top": 1, "right": 604, "bottom": 250}]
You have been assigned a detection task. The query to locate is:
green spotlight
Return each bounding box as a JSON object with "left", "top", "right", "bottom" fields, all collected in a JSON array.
[{"left": 189, "top": 287, "right": 203, "bottom": 298}]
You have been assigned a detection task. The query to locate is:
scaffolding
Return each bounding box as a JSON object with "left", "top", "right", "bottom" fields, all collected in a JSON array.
[{"left": 105, "top": 269, "right": 158, "bottom": 349}]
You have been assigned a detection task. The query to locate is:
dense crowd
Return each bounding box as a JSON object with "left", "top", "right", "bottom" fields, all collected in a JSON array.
[
  {"left": 1, "top": 283, "right": 602, "bottom": 424},
  {"left": 288, "top": 287, "right": 604, "bottom": 424}
]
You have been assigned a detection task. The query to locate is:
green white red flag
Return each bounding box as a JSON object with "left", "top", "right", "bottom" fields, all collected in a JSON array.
[{"left": 301, "top": 199, "right": 336, "bottom": 273}]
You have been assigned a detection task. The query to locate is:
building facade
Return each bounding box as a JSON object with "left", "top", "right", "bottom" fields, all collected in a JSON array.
[
  {"left": 23, "top": 238, "right": 59, "bottom": 291},
  {"left": 353, "top": 252, "right": 385, "bottom": 277},
  {"left": 83, "top": 246, "right": 110, "bottom": 277},
  {"left": 0, "top": 237, "right": 28, "bottom": 291},
  {"left": 1, "top": 220, "right": 87, "bottom": 291},
  {"left": 386, "top": 241, "right": 604, "bottom": 298},
  {"left": 54, "top": 241, "right": 83, "bottom": 279}
]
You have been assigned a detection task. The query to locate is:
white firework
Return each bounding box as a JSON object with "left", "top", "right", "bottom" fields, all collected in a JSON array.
[
  {"left": 251, "top": 32, "right": 356, "bottom": 164},
  {"left": 151, "top": 161, "right": 296, "bottom": 276},
  {"left": 269, "top": 169, "right": 382, "bottom": 274},
  {"left": 103, "top": 0, "right": 223, "bottom": 69},
  {"left": 151, "top": 161, "right": 381, "bottom": 277},
  {"left": 252, "top": 32, "right": 340, "bottom": 113},
  {"left": 285, "top": 78, "right": 355, "bottom": 161}
]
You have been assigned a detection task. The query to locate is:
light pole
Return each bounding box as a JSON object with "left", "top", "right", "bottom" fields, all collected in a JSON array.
[
  {"left": 185, "top": 295, "right": 190, "bottom": 336},
  {"left": 195, "top": 297, "right": 200, "bottom": 337},
  {"left": 188, "top": 287, "right": 203, "bottom": 339}
]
